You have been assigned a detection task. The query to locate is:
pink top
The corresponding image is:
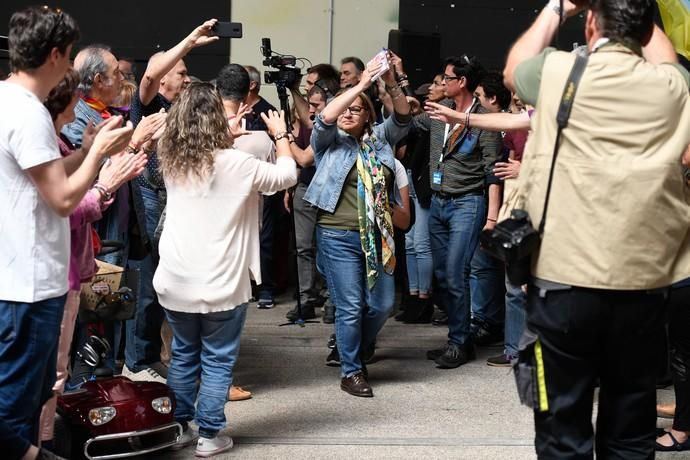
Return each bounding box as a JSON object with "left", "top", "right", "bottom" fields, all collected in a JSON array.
[{"left": 58, "top": 137, "right": 112, "bottom": 290}]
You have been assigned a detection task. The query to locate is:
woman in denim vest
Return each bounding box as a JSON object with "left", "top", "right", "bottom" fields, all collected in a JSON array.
[{"left": 304, "top": 55, "right": 411, "bottom": 397}]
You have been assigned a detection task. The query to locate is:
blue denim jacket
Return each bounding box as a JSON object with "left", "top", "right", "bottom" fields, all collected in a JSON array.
[
  {"left": 61, "top": 99, "right": 103, "bottom": 147},
  {"left": 304, "top": 113, "right": 411, "bottom": 213}
]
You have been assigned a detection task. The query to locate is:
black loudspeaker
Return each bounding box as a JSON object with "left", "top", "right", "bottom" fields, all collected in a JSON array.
[{"left": 388, "top": 30, "right": 441, "bottom": 92}]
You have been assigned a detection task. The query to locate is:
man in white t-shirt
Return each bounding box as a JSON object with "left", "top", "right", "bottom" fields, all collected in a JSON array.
[{"left": 0, "top": 7, "right": 133, "bottom": 459}]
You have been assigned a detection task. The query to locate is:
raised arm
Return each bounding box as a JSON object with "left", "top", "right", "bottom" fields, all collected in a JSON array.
[
  {"left": 139, "top": 19, "right": 219, "bottom": 105},
  {"left": 503, "top": 1, "right": 584, "bottom": 92},
  {"left": 290, "top": 87, "right": 313, "bottom": 129},
  {"left": 425, "top": 102, "right": 531, "bottom": 131},
  {"left": 27, "top": 117, "right": 133, "bottom": 217},
  {"left": 319, "top": 64, "right": 379, "bottom": 124},
  {"left": 252, "top": 110, "right": 298, "bottom": 193},
  {"left": 383, "top": 51, "right": 411, "bottom": 118},
  {"left": 642, "top": 24, "right": 679, "bottom": 65}
]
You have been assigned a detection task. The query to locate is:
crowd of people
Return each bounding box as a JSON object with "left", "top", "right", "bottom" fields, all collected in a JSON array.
[{"left": 1, "top": 0, "right": 690, "bottom": 459}]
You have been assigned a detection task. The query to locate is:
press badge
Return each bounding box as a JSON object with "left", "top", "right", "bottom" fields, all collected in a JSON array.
[{"left": 432, "top": 170, "right": 443, "bottom": 186}]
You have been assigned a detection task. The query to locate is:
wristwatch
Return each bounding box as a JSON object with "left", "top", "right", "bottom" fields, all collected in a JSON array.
[{"left": 274, "top": 131, "right": 290, "bottom": 142}]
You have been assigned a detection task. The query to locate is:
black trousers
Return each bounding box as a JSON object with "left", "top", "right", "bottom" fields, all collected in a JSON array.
[
  {"left": 526, "top": 285, "right": 667, "bottom": 460},
  {"left": 669, "top": 285, "right": 690, "bottom": 431}
]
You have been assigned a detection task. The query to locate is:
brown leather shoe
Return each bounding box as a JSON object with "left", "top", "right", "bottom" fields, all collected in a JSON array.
[
  {"left": 340, "top": 371, "right": 373, "bottom": 397},
  {"left": 228, "top": 385, "right": 252, "bottom": 401},
  {"left": 657, "top": 403, "right": 676, "bottom": 419}
]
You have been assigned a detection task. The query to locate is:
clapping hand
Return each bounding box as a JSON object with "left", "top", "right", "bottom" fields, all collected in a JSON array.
[
  {"left": 89, "top": 116, "right": 134, "bottom": 159},
  {"left": 131, "top": 111, "right": 167, "bottom": 147},
  {"left": 98, "top": 149, "right": 148, "bottom": 193}
]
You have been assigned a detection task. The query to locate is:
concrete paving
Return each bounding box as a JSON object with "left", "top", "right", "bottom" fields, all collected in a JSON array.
[{"left": 152, "top": 293, "right": 690, "bottom": 459}]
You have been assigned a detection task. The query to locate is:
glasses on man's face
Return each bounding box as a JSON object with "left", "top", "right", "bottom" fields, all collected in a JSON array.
[
  {"left": 343, "top": 105, "right": 366, "bottom": 115},
  {"left": 442, "top": 74, "right": 460, "bottom": 82}
]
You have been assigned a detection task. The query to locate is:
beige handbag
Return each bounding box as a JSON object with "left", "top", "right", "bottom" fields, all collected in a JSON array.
[{"left": 80, "top": 260, "right": 125, "bottom": 311}]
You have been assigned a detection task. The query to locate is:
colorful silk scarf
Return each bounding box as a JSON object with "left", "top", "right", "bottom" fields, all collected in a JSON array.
[
  {"left": 83, "top": 96, "right": 112, "bottom": 119},
  {"left": 356, "top": 139, "right": 396, "bottom": 290}
]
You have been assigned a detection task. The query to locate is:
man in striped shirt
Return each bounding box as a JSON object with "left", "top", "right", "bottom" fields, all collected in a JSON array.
[{"left": 416, "top": 55, "right": 503, "bottom": 369}]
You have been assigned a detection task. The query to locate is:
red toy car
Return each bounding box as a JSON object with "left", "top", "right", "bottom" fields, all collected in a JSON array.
[
  {"left": 55, "top": 375, "right": 181, "bottom": 459},
  {"left": 54, "top": 244, "right": 181, "bottom": 459}
]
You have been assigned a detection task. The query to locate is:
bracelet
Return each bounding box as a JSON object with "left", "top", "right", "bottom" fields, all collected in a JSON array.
[
  {"left": 128, "top": 142, "right": 140, "bottom": 151},
  {"left": 93, "top": 182, "right": 112, "bottom": 201},
  {"left": 274, "top": 131, "right": 290, "bottom": 141},
  {"left": 546, "top": 1, "right": 564, "bottom": 23},
  {"left": 385, "top": 83, "right": 401, "bottom": 91},
  {"left": 487, "top": 218, "right": 497, "bottom": 223},
  {"left": 125, "top": 145, "right": 138, "bottom": 155},
  {"left": 388, "top": 88, "right": 404, "bottom": 98},
  {"left": 395, "top": 73, "right": 408, "bottom": 83}
]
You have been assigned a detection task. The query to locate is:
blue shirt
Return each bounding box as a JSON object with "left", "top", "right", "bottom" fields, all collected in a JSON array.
[
  {"left": 61, "top": 99, "right": 104, "bottom": 147},
  {"left": 304, "top": 113, "right": 410, "bottom": 213}
]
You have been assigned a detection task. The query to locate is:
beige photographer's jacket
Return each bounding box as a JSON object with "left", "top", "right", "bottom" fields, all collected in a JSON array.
[{"left": 513, "top": 43, "right": 690, "bottom": 290}]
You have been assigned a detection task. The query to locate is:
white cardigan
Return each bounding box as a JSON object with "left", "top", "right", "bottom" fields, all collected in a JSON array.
[{"left": 153, "top": 149, "right": 297, "bottom": 313}]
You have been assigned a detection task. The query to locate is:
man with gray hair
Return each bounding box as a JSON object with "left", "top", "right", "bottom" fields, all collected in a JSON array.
[
  {"left": 62, "top": 45, "right": 122, "bottom": 145},
  {"left": 244, "top": 65, "right": 276, "bottom": 132}
]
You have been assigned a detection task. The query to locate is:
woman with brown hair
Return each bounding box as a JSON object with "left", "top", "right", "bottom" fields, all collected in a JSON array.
[
  {"left": 304, "top": 55, "right": 411, "bottom": 397},
  {"left": 153, "top": 82, "right": 296, "bottom": 456}
]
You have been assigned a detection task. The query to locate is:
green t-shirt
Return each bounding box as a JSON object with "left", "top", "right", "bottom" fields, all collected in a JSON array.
[
  {"left": 514, "top": 46, "right": 690, "bottom": 107},
  {"left": 317, "top": 164, "right": 394, "bottom": 230}
]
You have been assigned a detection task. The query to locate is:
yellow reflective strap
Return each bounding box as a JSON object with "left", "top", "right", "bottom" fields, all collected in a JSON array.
[{"left": 535, "top": 339, "right": 549, "bottom": 412}]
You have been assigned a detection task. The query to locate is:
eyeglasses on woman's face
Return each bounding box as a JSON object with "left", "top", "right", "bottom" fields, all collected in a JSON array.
[{"left": 342, "top": 105, "right": 367, "bottom": 116}]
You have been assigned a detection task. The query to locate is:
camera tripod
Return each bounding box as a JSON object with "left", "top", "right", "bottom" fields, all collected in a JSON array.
[{"left": 274, "top": 82, "right": 318, "bottom": 328}]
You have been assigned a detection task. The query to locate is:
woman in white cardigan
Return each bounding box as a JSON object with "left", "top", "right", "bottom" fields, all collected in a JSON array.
[{"left": 153, "top": 82, "right": 297, "bottom": 457}]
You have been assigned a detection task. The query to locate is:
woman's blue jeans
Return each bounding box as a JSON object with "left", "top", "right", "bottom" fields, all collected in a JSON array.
[
  {"left": 316, "top": 226, "right": 395, "bottom": 377},
  {"left": 164, "top": 304, "right": 247, "bottom": 438},
  {"left": 404, "top": 171, "right": 433, "bottom": 296}
]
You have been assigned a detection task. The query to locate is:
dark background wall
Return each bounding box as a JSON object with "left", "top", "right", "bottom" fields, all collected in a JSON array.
[
  {"left": 0, "top": 1, "right": 232, "bottom": 80},
  {"left": 399, "top": 0, "right": 587, "bottom": 69},
  {"left": 2, "top": 1, "right": 683, "bottom": 86},
  {"left": 394, "top": 0, "right": 587, "bottom": 89}
]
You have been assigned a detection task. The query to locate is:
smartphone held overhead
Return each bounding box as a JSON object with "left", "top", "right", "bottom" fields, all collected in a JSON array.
[
  {"left": 212, "top": 22, "right": 242, "bottom": 38},
  {"left": 367, "top": 49, "right": 390, "bottom": 82}
]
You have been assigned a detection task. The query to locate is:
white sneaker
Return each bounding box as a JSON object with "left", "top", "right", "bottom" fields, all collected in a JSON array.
[
  {"left": 195, "top": 434, "right": 233, "bottom": 457},
  {"left": 171, "top": 426, "right": 198, "bottom": 451},
  {"left": 121, "top": 364, "right": 167, "bottom": 384}
]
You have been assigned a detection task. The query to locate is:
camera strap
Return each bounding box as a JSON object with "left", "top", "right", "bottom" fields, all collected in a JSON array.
[{"left": 537, "top": 53, "right": 589, "bottom": 236}]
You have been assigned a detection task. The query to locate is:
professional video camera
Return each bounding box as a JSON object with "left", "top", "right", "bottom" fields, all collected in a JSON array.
[
  {"left": 261, "top": 38, "right": 302, "bottom": 89},
  {"left": 260, "top": 38, "right": 306, "bottom": 127}
]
